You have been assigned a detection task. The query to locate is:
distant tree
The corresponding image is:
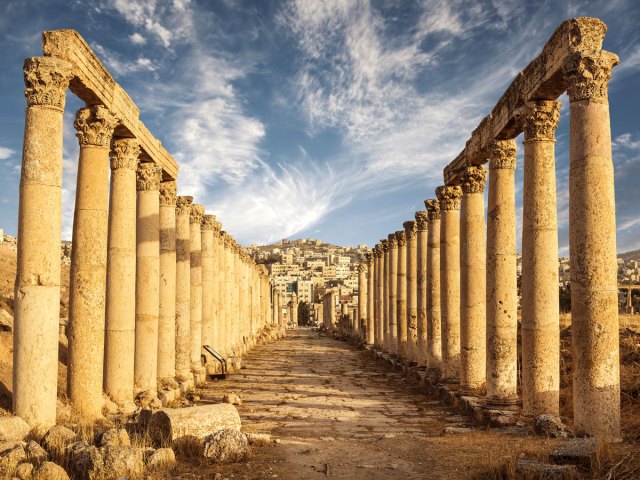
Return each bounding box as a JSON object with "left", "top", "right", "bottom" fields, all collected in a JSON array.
[
  {"left": 559, "top": 283, "right": 571, "bottom": 313},
  {"left": 298, "top": 301, "right": 311, "bottom": 326}
]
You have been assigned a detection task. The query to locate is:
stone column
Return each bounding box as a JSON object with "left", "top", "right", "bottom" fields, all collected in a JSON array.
[
  {"left": 14, "top": 57, "right": 72, "bottom": 428},
  {"left": 374, "top": 246, "right": 383, "bottom": 347},
  {"left": 189, "top": 204, "right": 205, "bottom": 381},
  {"left": 459, "top": 166, "right": 487, "bottom": 394},
  {"left": 521, "top": 100, "right": 561, "bottom": 417},
  {"left": 404, "top": 221, "right": 418, "bottom": 364},
  {"left": 366, "top": 253, "right": 375, "bottom": 345},
  {"left": 357, "top": 262, "right": 367, "bottom": 338},
  {"left": 217, "top": 226, "right": 227, "bottom": 355},
  {"left": 436, "top": 185, "right": 462, "bottom": 382},
  {"left": 134, "top": 162, "right": 162, "bottom": 395},
  {"left": 104, "top": 138, "right": 139, "bottom": 407},
  {"left": 381, "top": 239, "right": 390, "bottom": 350},
  {"left": 175, "top": 196, "right": 192, "bottom": 382},
  {"left": 315, "top": 301, "right": 322, "bottom": 330},
  {"left": 68, "top": 105, "right": 118, "bottom": 418},
  {"left": 292, "top": 293, "right": 299, "bottom": 326},
  {"left": 425, "top": 200, "right": 442, "bottom": 372},
  {"left": 201, "top": 215, "right": 216, "bottom": 348},
  {"left": 396, "top": 230, "right": 408, "bottom": 360},
  {"left": 564, "top": 51, "right": 620, "bottom": 439},
  {"left": 486, "top": 140, "right": 518, "bottom": 405},
  {"left": 222, "top": 232, "right": 233, "bottom": 354},
  {"left": 158, "top": 181, "right": 177, "bottom": 389},
  {"left": 387, "top": 234, "right": 398, "bottom": 354},
  {"left": 211, "top": 222, "right": 221, "bottom": 348},
  {"left": 415, "top": 211, "right": 428, "bottom": 367}
]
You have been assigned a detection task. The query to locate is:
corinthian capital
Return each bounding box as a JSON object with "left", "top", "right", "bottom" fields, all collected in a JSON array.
[
  {"left": 424, "top": 199, "right": 441, "bottom": 221},
  {"left": 358, "top": 263, "right": 368, "bottom": 273},
  {"left": 523, "top": 100, "right": 561, "bottom": 141},
  {"left": 403, "top": 220, "right": 417, "bottom": 239},
  {"left": 489, "top": 139, "right": 517, "bottom": 170},
  {"left": 395, "top": 230, "right": 406, "bottom": 247},
  {"left": 110, "top": 138, "right": 140, "bottom": 171},
  {"left": 563, "top": 50, "right": 619, "bottom": 103},
  {"left": 23, "top": 56, "right": 73, "bottom": 111},
  {"left": 387, "top": 233, "right": 398, "bottom": 248},
  {"left": 436, "top": 186, "right": 462, "bottom": 211},
  {"left": 136, "top": 162, "right": 162, "bottom": 192},
  {"left": 190, "top": 204, "right": 205, "bottom": 224},
  {"left": 380, "top": 239, "right": 389, "bottom": 253},
  {"left": 74, "top": 105, "right": 119, "bottom": 148},
  {"left": 176, "top": 195, "right": 193, "bottom": 215},
  {"left": 460, "top": 166, "right": 487, "bottom": 194},
  {"left": 201, "top": 214, "right": 217, "bottom": 230},
  {"left": 415, "top": 211, "right": 428, "bottom": 230},
  {"left": 159, "top": 181, "right": 176, "bottom": 206}
]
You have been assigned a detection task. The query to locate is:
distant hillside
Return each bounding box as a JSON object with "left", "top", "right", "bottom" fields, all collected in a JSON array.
[{"left": 619, "top": 249, "right": 640, "bottom": 261}]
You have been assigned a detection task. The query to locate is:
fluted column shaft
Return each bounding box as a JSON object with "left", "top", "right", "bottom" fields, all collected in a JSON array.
[
  {"left": 405, "top": 221, "right": 418, "bottom": 364},
  {"left": 104, "top": 138, "right": 139, "bottom": 406},
  {"left": 459, "top": 166, "right": 487, "bottom": 393},
  {"left": 437, "top": 186, "right": 462, "bottom": 382},
  {"left": 387, "top": 236, "right": 398, "bottom": 354},
  {"left": 189, "top": 204, "right": 205, "bottom": 380},
  {"left": 134, "top": 163, "right": 162, "bottom": 394},
  {"left": 415, "top": 212, "right": 428, "bottom": 367},
  {"left": 521, "top": 100, "right": 561, "bottom": 417},
  {"left": 14, "top": 57, "right": 72, "bottom": 427},
  {"left": 201, "top": 215, "right": 216, "bottom": 348},
  {"left": 565, "top": 51, "right": 620, "bottom": 439},
  {"left": 175, "top": 196, "right": 192, "bottom": 381},
  {"left": 425, "top": 200, "right": 442, "bottom": 371},
  {"left": 396, "top": 231, "right": 408, "bottom": 359},
  {"left": 158, "top": 181, "right": 177, "bottom": 386},
  {"left": 366, "top": 254, "right": 375, "bottom": 345},
  {"left": 486, "top": 141, "right": 518, "bottom": 404}
]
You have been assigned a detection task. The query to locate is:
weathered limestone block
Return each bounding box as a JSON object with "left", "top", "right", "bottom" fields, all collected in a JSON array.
[
  {"left": 0, "top": 416, "right": 30, "bottom": 443},
  {"left": 425, "top": 200, "right": 442, "bottom": 373},
  {"left": 203, "top": 429, "right": 249, "bottom": 464}
]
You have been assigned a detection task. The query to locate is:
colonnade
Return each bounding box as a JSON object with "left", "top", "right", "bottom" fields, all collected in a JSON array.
[
  {"left": 13, "top": 41, "right": 281, "bottom": 429},
  {"left": 349, "top": 18, "right": 621, "bottom": 440}
]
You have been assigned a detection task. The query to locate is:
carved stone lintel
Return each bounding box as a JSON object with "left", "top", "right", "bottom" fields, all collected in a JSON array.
[
  {"left": 563, "top": 50, "right": 619, "bottom": 103},
  {"left": 159, "top": 181, "right": 177, "bottom": 206},
  {"left": 23, "top": 56, "right": 73, "bottom": 111},
  {"left": 110, "top": 138, "right": 140, "bottom": 171},
  {"left": 424, "top": 199, "right": 441, "bottom": 221},
  {"left": 395, "top": 230, "right": 406, "bottom": 247},
  {"left": 489, "top": 139, "right": 517, "bottom": 170},
  {"left": 415, "top": 211, "right": 428, "bottom": 230},
  {"left": 201, "top": 214, "right": 217, "bottom": 230},
  {"left": 74, "top": 105, "right": 119, "bottom": 148},
  {"left": 403, "top": 220, "right": 417, "bottom": 239},
  {"left": 523, "top": 100, "right": 561, "bottom": 141},
  {"left": 387, "top": 233, "right": 398, "bottom": 248},
  {"left": 136, "top": 162, "right": 162, "bottom": 192},
  {"left": 189, "top": 204, "right": 205, "bottom": 225},
  {"left": 460, "top": 166, "right": 488, "bottom": 194},
  {"left": 435, "top": 185, "right": 462, "bottom": 211},
  {"left": 176, "top": 195, "right": 193, "bottom": 215}
]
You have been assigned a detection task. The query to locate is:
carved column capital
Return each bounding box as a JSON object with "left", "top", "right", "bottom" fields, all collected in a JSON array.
[
  {"left": 436, "top": 185, "right": 462, "bottom": 211},
  {"left": 387, "top": 233, "right": 398, "bottom": 248},
  {"left": 415, "top": 211, "right": 428, "bottom": 230},
  {"left": 176, "top": 195, "right": 193, "bottom": 215},
  {"left": 380, "top": 239, "right": 389, "bottom": 253},
  {"left": 403, "top": 220, "right": 417, "bottom": 239},
  {"left": 110, "top": 138, "right": 140, "bottom": 170},
  {"left": 563, "top": 50, "right": 619, "bottom": 103},
  {"left": 395, "top": 230, "right": 406, "bottom": 247},
  {"left": 23, "top": 56, "right": 73, "bottom": 111},
  {"left": 460, "top": 166, "right": 487, "bottom": 194},
  {"left": 358, "top": 263, "right": 368, "bottom": 274},
  {"left": 523, "top": 100, "right": 561, "bottom": 141},
  {"left": 189, "top": 204, "right": 205, "bottom": 224},
  {"left": 74, "top": 105, "right": 119, "bottom": 148},
  {"left": 136, "top": 162, "right": 162, "bottom": 192},
  {"left": 159, "top": 181, "right": 176, "bottom": 206},
  {"left": 201, "top": 214, "right": 217, "bottom": 230},
  {"left": 489, "top": 139, "right": 517, "bottom": 170},
  {"left": 424, "top": 199, "right": 441, "bottom": 221}
]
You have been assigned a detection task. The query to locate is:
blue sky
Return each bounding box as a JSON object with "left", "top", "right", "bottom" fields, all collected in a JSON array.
[{"left": 0, "top": 0, "right": 639, "bottom": 254}]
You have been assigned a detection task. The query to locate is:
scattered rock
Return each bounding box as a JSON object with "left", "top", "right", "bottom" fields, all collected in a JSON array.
[
  {"left": 32, "top": 461, "right": 70, "bottom": 480},
  {"left": 0, "top": 417, "right": 30, "bottom": 443},
  {"left": 0, "top": 308, "right": 12, "bottom": 332},
  {"left": 549, "top": 438, "right": 597, "bottom": 470},
  {"left": 67, "top": 441, "right": 103, "bottom": 480},
  {"left": 99, "top": 429, "right": 130, "bottom": 448},
  {"left": 136, "top": 391, "right": 162, "bottom": 410},
  {"left": 42, "top": 426, "right": 77, "bottom": 456},
  {"left": 25, "top": 441, "right": 48, "bottom": 465},
  {"left": 102, "top": 396, "right": 119, "bottom": 416},
  {"left": 146, "top": 447, "right": 176, "bottom": 472},
  {"left": 203, "top": 429, "right": 249, "bottom": 464},
  {"left": 443, "top": 426, "right": 473, "bottom": 435},
  {"left": 245, "top": 433, "right": 271, "bottom": 446},
  {"left": 0, "top": 443, "right": 26, "bottom": 473},
  {"left": 101, "top": 445, "right": 144, "bottom": 478},
  {"left": 15, "top": 461, "right": 33, "bottom": 480},
  {"left": 516, "top": 459, "right": 578, "bottom": 479},
  {"left": 222, "top": 393, "right": 243, "bottom": 406},
  {"left": 55, "top": 400, "right": 72, "bottom": 424},
  {"left": 534, "top": 414, "right": 571, "bottom": 438}
]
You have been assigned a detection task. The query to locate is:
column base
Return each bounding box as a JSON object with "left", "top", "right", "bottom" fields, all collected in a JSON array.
[
  {"left": 485, "top": 395, "right": 521, "bottom": 408},
  {"left": 178, "top": 378, "right": 195, "bottom": 395}
]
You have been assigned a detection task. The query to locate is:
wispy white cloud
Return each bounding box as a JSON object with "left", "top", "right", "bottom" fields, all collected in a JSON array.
[
  {"left": 0, "top": 146, "right": 15, "bottom": 161},
  {"left": 91, "top": 43, "right": 157, "bottom": 75},
  {"left": 129, "top": 32, "right": 146, "bottom": 45}
]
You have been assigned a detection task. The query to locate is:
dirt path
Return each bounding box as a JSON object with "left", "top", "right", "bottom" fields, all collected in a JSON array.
[{"left": 180, "top": 328, "right": 563, "bottom": 480}]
